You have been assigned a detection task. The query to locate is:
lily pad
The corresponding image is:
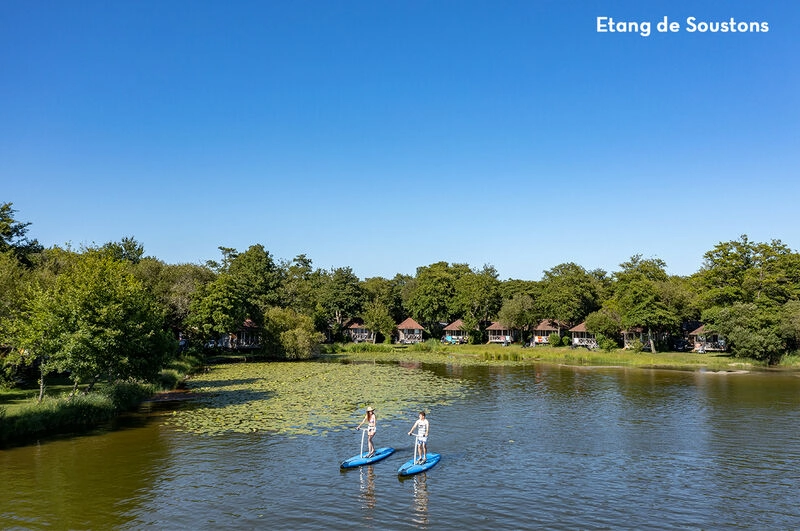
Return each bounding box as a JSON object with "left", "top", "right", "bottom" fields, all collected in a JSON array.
[{"left": 165, "top": 361, "right": 467, "bottom": 436}]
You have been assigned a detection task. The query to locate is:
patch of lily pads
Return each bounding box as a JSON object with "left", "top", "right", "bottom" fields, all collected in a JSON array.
[{"left": 165, "top": 361, "right": 468, "bottom": 436}]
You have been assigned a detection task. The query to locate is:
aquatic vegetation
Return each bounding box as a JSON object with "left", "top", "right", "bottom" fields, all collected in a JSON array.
[{"left": 165, "top": 361, "right": 468, "bottom": 436}]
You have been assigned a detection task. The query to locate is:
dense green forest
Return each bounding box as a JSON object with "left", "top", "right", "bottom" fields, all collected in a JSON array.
[{"left": 3, "top": 201, "right": 800, "bottom": 393}]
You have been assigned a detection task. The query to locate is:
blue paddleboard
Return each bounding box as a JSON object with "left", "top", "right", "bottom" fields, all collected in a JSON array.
[
  {"left": 340, "top": 447, "right": 395, "bottom": 469},
  {"left": 397, "top": 452, "right": 441, "bottom": 476}
]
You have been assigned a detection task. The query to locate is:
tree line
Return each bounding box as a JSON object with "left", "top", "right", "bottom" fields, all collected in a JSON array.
[{"left": 2, "top": 201, "right": 800, "bottom": 394}]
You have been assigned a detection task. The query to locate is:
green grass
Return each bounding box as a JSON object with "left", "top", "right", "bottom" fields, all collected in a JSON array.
[
  {"left": 327, "top": 342, "right": 783, "bottom": 371},
  {"left": 0, "top": 353, "right": 206, "bottom": 447}
]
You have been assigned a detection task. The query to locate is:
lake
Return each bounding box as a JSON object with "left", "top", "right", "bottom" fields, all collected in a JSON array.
[{"left": 2, "top": 362, "right": 799, "bottom": 530}]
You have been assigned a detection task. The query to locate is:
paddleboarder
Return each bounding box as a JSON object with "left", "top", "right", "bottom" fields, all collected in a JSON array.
[
  {"left": 408, "top": 411, "right": 429, "bottom": 464},
  {"left": 356, "top": 406, "right": 377, "bottom": 457}
]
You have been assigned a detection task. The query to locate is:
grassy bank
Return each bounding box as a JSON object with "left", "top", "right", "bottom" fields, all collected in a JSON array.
[
  {"left": 0, "top": 353, "right": 205, "bottom": 447},
  {"left": 325, "top": 341, "right": 800, "bottom": 372}
]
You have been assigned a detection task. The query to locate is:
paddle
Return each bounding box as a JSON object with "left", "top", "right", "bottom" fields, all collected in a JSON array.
[{"left": 355, "top": 426, "right": 367, "bottom": 458}]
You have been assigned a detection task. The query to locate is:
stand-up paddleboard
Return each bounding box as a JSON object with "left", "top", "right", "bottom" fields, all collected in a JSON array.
[
  {"left": 341, "top": 446, "right": 395, "bottom": 469},
  {"left": 397, "top": 452, "right": 440, "bottom": 476},
  {"left": 340, "top": 427, "right": 395, "bottom": 469}
]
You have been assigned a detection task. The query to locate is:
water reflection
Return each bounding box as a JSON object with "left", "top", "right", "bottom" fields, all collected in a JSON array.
[
  {"left": 359, "top": 465, "right": 376, "bottom": 510},
  {"left": 411, "top": 473, "right": 430, "bottom": 527}
]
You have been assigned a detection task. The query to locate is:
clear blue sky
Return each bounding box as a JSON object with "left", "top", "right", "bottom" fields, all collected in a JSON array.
[{"left": 2, "top": 1, "right": 798, "bottom": 280}]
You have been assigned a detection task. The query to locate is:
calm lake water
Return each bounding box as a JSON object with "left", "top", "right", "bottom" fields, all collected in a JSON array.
[{"left": 2, "top": 363, "right": 800, "bottom": 530}]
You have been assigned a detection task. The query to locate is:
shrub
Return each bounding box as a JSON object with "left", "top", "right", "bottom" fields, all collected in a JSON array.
[
  {"left": 562, "top": 335, "right": 571, "bottom": 347},
  {"left": 548, "top": 333, "right": 561, "bottom": 346},
  {"left": 596, "top": 333, "right": 618, "bottom": 352}
]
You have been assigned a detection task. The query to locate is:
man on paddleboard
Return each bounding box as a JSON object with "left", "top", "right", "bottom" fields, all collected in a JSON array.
[
  {"left": 408, "top": 411, "right": 429, "bottom": 464},
  {"left": 356, "top": 406, "right": 377, "bottom": 457}
]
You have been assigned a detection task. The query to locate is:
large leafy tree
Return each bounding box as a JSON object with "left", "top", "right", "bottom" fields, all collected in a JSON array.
[
  {"left": 278, "top": 254, "right": 322, "bottom": 315},
  {"left": 585, "top": 306, "right": 623, "bottom": 347},
  {"left": 695, "top": 236, "right": 800, "bottom": 363},
  {"left": 703, "top": 303, "right": 783, "bottom": 364},
  {"left": 261, "top": 306, "right": 324, "bottom": 360},
  {"left": 15, "top": 249, "right": 174, "bottom": 399},
  {"left": 453, "top": 264, "right": 502, "bottom": 337},
  {"left": 187, "top": 244, "right": 283, "bottom": 343},
  {"left": 500, "top": 279, "right": 540, "bottom": 301},
  {"left": 362, "top": 274, "right": 407, "bottom": 324},
  {"left": 101, "top": 236, "right": 145, "bottom": 264},
  {"left": 316, "top": 266, "right": 364, "bottom": 339},
  {"left": 132, "top": 258, "right": 216, "bottom": 336},
  {"left": 612, "top": 255, "right": 680, "bottom": 353},
  {"left": 497, "top": 294, "right": 538, "bottom": 343},
  {"left": 227, "top": 244, "right": 282, "bottom": 324},
  {"left": 537, "top": 262, "right": 602, "bottom": 332},
  {"left": 0, "top": 251, "right": 27, "bottom": 338},
  {"left": 404, "top": 262, "right": 470, "bottom": 334},
  {"left": 696, "top": 235, "right": 800, "bottom": 308},
  {"left": 362, "top": 300, "right": 396, "bottom": 343},
  {"left": 0, "top": 202, "right": 43, "bottom": 266},
  {"left": 186, "top": 273, "right": 245, "bottom": 341}
]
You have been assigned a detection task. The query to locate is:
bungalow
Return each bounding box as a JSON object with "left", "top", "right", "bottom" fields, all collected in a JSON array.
[
  {"left": 210, "top": 318, "right": 261, "bottom": 350},
  {"left": 346, "top": 318, "right": 375, "bottom": 344},
  {"left": 487, "top": 321, "right": 518, "bottom": 344},
  {"left": 621, "top": 327, "right": 651, "bottom": 350},
  {"left": 688, "top": 325, "right": 726, "bottom": 352},
  {"left": 569, "top": 322, "right": 597, "bottom": 349},
  {"left": 531, "top": 319, "right": 561, "bottom": 345},
  {"left": 397, "top": 317, "right": 424, "bottom": 344},
  {"left": 443, "top": 319, "right": 469, "bottom": 344}
]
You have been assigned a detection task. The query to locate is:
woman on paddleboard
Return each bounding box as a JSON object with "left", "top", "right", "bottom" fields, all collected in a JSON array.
[
  {"left": 408, "top": 411, "right": 429, "bottom": 464},
  {"left": 356, "top": 406, "right": 377, "bottom": 457}
]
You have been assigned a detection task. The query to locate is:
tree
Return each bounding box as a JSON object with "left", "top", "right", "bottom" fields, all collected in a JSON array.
[
  {"left": 227, "top": 244, "right": 282, "bottom": 324},
  {"left": 132, "top": 258, "right": 216, "bottom": 337},
  {"left": 101, "top": 236, "right": 145, "bottom": 264},
  {"left": 612, "top": 255, "right": 680, "bottom": 353},
  {"left": 704, "top": 303, "right": 783, "bottom": 364},
  {"left": 0, "top": 202, "right": 42, "bottom": 265},
  {"left": 537, "top": 262, "right": 601, "bottom": 332},
  {"left": 316, "top": 267, "right": 364, "bottom": 339},
  {"left": 186, "top": 273, "right": 245, "bottom": 342},
  {"left": 278, "top": 254, "right": 321, "bottom": 315},
  {"left": 404, "top": 262, "right": 469, "bottom": 334},
  {"left": 497, "top": 294, "right": 538, "bottom": 343},
  {"left": 362, "top": 274, "right": 407, "bottom": 324},
  {"left": 362, "top": 301, "right": 396, "bottom": 343},
  {"left": 14, "top": 250, "right": 174, "bottom": 399},
  {"left": 262, "top": 306, "right": 324, "bottom": 359},
  {"left": 696, "top": 235, "right": 800, "bottom": 308},
  {"left": 585, "top": 306, "right": 623, "bottom": 343},
  {"left": 453, "top": 264, "right": 502, "bottom": 336}
]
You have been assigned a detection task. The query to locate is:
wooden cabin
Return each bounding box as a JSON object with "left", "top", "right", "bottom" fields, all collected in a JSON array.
[
  {"left": 532, "top": 319, "right": 560, "bottom": 345},
  {"left": 346, "top": 318, "right": 375, "bottom": 343},
  {"left": 487, "top": 321, "right": 517, "bottom": 344},
  {"left": 621, "top": 327, "right": 652, "bottom": 351},
  {"left": 443, "top": 319, "right": 469, "bottom": 344},
  {"left": 688, "top": 325, "right": 726, "bottom": 352},
  {"left": 569, "top": 321, "right": 597, "bottom": 349},
  {"left": 210, "top": 319, "right": 261, "bottom": 350},
  {"left": 397, "top": 317, "right": 424, "bottom": 344}
]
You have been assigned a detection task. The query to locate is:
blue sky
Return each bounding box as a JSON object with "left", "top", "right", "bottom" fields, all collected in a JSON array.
[{"left": 2, "top": 1, "right": 798, "bottom": 280}]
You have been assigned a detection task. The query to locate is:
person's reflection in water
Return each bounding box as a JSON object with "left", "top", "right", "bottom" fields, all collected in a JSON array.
[
  {"left": 411, "top": 473, "right": 429, "bottom": 526},
  {"left": 359, "top": 465, "right": 376, "bottom": 511}
]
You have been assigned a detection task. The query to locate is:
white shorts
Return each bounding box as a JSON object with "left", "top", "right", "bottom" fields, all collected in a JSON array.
[{"left": 416, "top": 436, "right": 427, "bottom": 444}]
